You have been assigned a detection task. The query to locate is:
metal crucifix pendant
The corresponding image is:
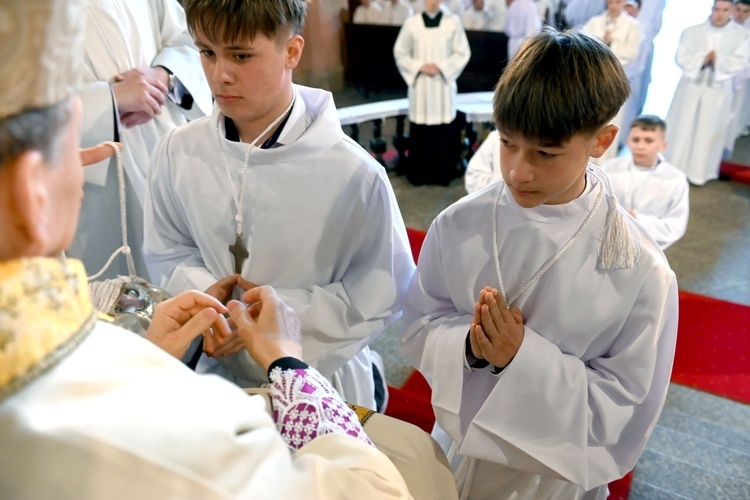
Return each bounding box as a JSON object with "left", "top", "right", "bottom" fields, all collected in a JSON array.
[{"left": 229, "top": 233, "right": 249, "bottom": 274}]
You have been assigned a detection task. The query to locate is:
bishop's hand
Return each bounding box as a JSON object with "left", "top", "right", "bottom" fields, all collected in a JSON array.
[
  {"left": 80, "top": 142, "right": 120, "bottom": 166},
  {"left": 228, "top": 286, "right": 303, "bottom": 372},
  {"left": 205, "top": 276, "right": 259, "bottom": 357},
  {"left": 146, "top": 290, "right": 229, "bottom": 359},
  {"left": 472, "top": 288, "right": 524, "bottom": 369}
]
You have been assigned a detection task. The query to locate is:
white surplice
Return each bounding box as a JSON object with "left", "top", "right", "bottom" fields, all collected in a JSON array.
[
  {"left": 665, "top": 19, "right": 750, "bottom": 185},
  {"left": 354, "top": 2, "right": 384, "bottom": 24},
  {"left": 0, "top": 321, "right": 410, "bottom": 499},
  {"left": 381, "top": 0, "right": 414, "bottom": 25},
  {"left": 394, "top": 11, "right": 471, "bottom": 125},
  {"left": 461, "top": 7, "right": 494, "bottom": 31},
  {"left": 602, "top": 154, "right": 690, "bottom": 250},
  {"left": 464, "top": 130, "right": 502, "bottom": 194},
  {"left": 68, "top": 0, "right": 211, "bottom": 280},
  {"left": 401, "top": 173, "right": 678, "bottom": 499},
  {"left": 143, "top": 85, "right": 414, "bottom": 409},
  {"left": 584, "top": 12, "right": 643, "bottom": 162},
  {"left": 504, "top": 0, "right": 542, "bottom": 60}
]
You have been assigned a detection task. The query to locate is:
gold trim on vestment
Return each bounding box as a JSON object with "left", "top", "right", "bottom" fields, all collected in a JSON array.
[
  {"left": 347, "top": 403, "right": 376, "bottom": 426},
  {"left": 0, "top": 258, "right": 96, "bottom": 402}
]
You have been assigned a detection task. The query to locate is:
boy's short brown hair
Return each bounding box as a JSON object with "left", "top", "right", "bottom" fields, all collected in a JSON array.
[
  {"left": 184, "top": 0, "right": 307, "bottom": 46},
  {"left": 493, "top": 27, "right": 630, "bottom": 146},
  {"left": 630, "top": 114, "right": 666, "bottom": 133}
]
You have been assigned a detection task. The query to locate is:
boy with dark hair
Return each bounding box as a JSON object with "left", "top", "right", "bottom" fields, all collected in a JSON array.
[
  {"left": 143, "top": 0, "right": 415, "bottom": 411},
  {"left": 603, "top": 115, "right": 689, "bottom": 250},
  {"left": 401, "top": 27, "right": 678, "bottom": 499}
]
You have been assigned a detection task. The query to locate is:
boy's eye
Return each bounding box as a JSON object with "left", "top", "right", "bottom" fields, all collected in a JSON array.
[
  {"left": 200, "top": 49, "right": 215, "bottom": 57},
  {"left": 538, "top": 151, "right": 556, "bottom": 158},
  {"left": 234, "top": 53, "right": 251, "bottom": 60},
  {"left": 499, "top": 138, "right": 513, "bottom": 147}
]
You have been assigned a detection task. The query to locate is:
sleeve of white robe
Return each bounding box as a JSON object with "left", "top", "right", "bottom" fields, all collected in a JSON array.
[
  {"left": 401, "top": 219, "right": 680, "bottom": 491},
  {"left": 465, "top": 131, "right": 501, "bottom": 194},
  {"left": 149, "top": 0, "right": 212, "bottom": 117},
  {"left": 675, "top": 27, "right": 714, "bottom": 82},
  {"left": 394, "top": 19, "right": 422, "bottom": 87},
  {"left": 143, "top": 137, "right": 218, "bottom": 294},
  {"left": 613, "top": 20, "right": 643, "bottom": 68},
  {"left": 714, "top": 30, "right": 750, "bottom": 84},
  {"left": 272, "top": 168, "right": 415, "bottom": 377},
  {"left": 634, "top": 177, "right": 690, "bottom": 250},
  {"left": 435, "top": 19, "right": 471, "bottom": 84}
]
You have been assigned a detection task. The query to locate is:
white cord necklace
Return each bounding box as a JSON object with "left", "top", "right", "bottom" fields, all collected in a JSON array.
[
  {"left": 492, "top": 171, "right": 604, "bottom": 306},
  {"left": 216, "top": 91, "right": 296, "bottom": 274}
]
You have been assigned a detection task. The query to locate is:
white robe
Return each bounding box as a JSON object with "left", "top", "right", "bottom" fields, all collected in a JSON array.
[
  {"left": 464, "top": 130, "right": 503, "bottom": 194},
  {"left": 462, "top": 8, "right": 494, "bottom": 31},
  {"left": 0, "top": 321, "right": 410, "bottom": 499},
  {"left": 354, "top": 2, "right": 384, "bottom": 24},
  {"left": 665, "top": 20, "right": 750, "bottom": 185},
  {"left": 143, "top": 85, "right": 415, "bottom": 409},
  {"left": 443, "top": 0, "right": 465, "bottom": 16},
  {"left": 486, "top": 0, "right": 508, "bottom": 32},
  {"left": 69, "top": 0, "right": 211, "bottom": 280},
  {"left": 381, "top": 0, "right": 414, "bottom": 25},
  {"left": 602, "top": 154, "right": 690, "bottom": 250},
  {"left": 401, "top": 174, "right": 678, "bottom": 499},
  {"left": 584, "top": 12, "right": 643, "bottom": 162},
  {"left": 504, "top": 0, "right": 542, "bottom": 60},
  {"left": 394, "top": 12, "right": 471, "bottom": 125}
]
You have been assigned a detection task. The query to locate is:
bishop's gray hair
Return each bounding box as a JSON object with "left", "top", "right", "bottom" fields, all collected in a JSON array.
[{"left": 0, "top": 99, "right": 71, "bottom": 168}]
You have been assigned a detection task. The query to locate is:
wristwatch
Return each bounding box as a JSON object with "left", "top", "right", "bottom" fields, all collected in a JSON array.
[{"left": 167, "top": 71, "right": 177, "bottom": 95}]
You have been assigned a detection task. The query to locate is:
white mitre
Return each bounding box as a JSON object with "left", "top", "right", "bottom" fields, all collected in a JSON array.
[{"left": 0, "top": 0, "right": 84, "bottom": 120}]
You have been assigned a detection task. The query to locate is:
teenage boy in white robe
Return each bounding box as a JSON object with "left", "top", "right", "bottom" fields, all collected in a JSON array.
[
  {"left": 381, "top": 0, "right": 415, "bottom": 25},
  {"left": 394, "top": 0, "right": 471, "bottom": 185},
  {"left": 602, "top": 115, "right": 689, "bottom": 250},
  {"left": 462, "top": 0, "right": 494, "bottom": 31},
  {"left": 67, "top": 0, "right": 211, "bottom": 281},
  {"left": 401, "top": 28, "right": 678, "bottom": 499},
  {"left": 665, "top": 0, "right": 750, "bottom": 185},
  {"left": 354, "top": 0, "right": 384, "bottom": 24},
  {"left": 0, "top": 1, "right": 415, "bottom": 496},
  {"left": 584, "top": 0, "right": 643, "bottom": 162},
  {"left": 143, "top": 0, "right": 415, "bottom": 411},
  {"left": 728, "top": 0, "right": 750, "bottom": 140},
  {"left": 504, "top": 0, "right": 543, "bottom": 59}
]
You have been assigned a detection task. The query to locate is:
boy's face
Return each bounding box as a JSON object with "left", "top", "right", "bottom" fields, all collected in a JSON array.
[
  {"left": 194, "top": 27, "right": 303, "bottom": 133},
  {"left": 607, "top": 0, "right": 626, "bottom": 16},
  {"left": 734, "top": 2, "right": 750, "bottom": 23},
  {"left": 497, "top": 128, "right": 612, "bottom": 207},
  {"left": 711, "top": 0, "right": 733, "bottom": 26},
  {"left": 624, "top": 3, "right": 639, "bottom": 17},
  {"left": 627, "top": 126, "right": 666, "bottom": 167}
]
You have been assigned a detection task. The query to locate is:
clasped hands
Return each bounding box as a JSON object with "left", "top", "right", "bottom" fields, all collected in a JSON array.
[
  {"left": 469, "top": 286, "right": 525, "bottom": 370},
  {"left": 112, "top": 66, "right": 170, "bottom": 128}
]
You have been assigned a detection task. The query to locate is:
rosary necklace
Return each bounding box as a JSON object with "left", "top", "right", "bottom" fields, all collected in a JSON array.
[
  {"left": 216, "top": 91, "right": 296, "bottom": 274},
  {"left": 492, "top": 171, "right": 604, "bottom": 307}
]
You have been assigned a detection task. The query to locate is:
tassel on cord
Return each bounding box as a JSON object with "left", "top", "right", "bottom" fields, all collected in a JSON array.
[{"left": 589, "top": 164, "right": 643, "bottom": 270}]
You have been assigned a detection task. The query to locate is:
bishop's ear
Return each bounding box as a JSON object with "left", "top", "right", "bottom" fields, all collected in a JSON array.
[
  {"left": 589, "top": 124, "right": 619, "bottom": 159},
  {"left": 9, "top": 150, "right": 50, "bottom": 256}
]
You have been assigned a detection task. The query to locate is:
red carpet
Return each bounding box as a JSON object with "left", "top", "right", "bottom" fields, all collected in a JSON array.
[
  {"left": 387, "top": 228, "right": 750, "bottom": 498},
  {"left": 719, "top": 161, "right": 750, "bottom": 186}
]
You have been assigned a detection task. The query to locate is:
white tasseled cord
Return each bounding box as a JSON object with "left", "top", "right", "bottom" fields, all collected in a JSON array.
[{"left": 588, "top": 163, "right": 643, "bottom": 270}]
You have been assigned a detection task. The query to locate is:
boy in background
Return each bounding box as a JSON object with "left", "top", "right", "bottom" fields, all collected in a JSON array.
[{"left": 603, "top": 115, "right": 689, "bottom": 250}]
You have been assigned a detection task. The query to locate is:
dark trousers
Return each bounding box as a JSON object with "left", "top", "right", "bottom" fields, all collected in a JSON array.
[{"left": 407, "top": 118, "right": 462, "bottom": 186}]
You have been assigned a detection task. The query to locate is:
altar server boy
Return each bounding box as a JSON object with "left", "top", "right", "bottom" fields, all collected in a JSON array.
[
  {"left": 603, "top": 115, "right": 689, "bottom": 250},
  {"left": 401, "top": 28, "right": 678, "bottom": 499}
]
